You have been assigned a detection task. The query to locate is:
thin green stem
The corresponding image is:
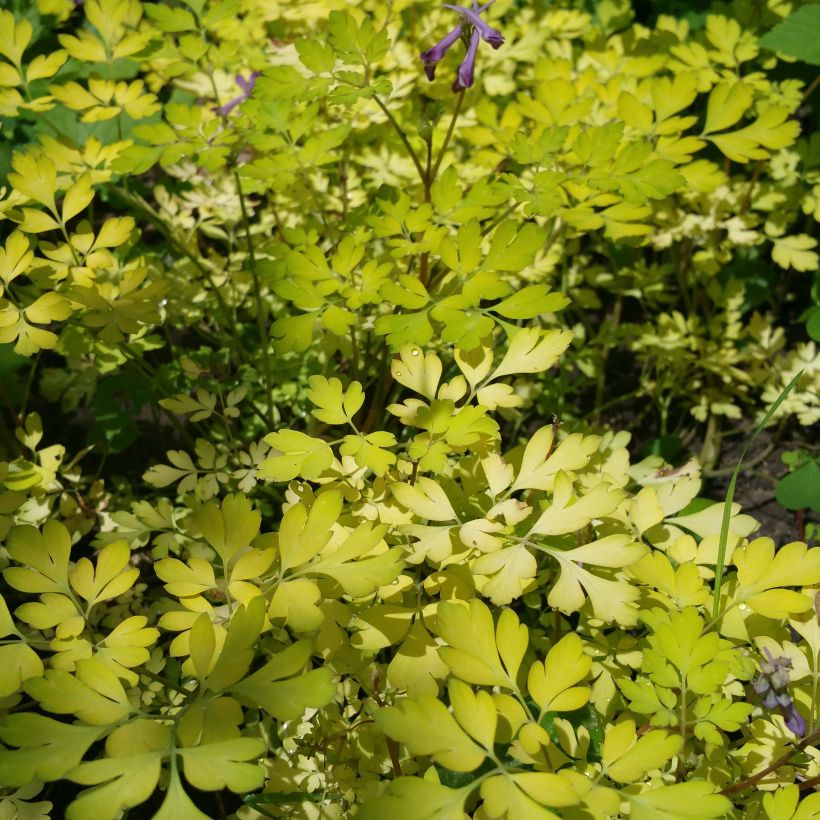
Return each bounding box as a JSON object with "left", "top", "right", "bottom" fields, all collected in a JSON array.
[
  {"left": 232, "top": 168, "right": 275, "bottom": 426},
  {"left": 372, "top": 95, "right": 426, "bottom": 184},
  {"left": 429, "top": 89, "right": 465, "bottom": 187}
]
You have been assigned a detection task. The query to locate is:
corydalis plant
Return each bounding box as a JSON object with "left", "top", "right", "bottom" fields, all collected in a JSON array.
[{"left": 421, "top": 0, "right": 504, "bottom": 91}]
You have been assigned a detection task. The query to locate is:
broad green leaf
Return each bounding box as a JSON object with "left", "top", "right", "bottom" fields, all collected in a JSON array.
[{"left": 759, "top": 6, "right": 820, "bottom": 65}]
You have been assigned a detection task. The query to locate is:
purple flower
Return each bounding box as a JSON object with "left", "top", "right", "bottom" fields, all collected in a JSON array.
[
  {"left": 420, "top": 0, "right": 503, "bottom": 91},
  {"left": 216, "top": 71, "right": 261, "bottom": 117},
  {"left": 753, "top": 648, "right": 807, "bottom": 736},
  {"left": 453, "top": 29, "right": 480, "bottom": 91},
  {"left": 421, "top": 25, "right": 463, "bottom": 81},
  {"left": 443, "top": 2, "right": 504, "bottom": 48}
]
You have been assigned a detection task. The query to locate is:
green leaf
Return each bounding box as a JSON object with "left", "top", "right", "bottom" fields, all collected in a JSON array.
[
  {"left": 0, "top": 715, "right": 106, "bottom": 786},
  {"left": 376, "top": 696, "right": 487, "bottom": 772},
  {"left": 356, "top": 777, "right": 470, "bottom": 820},
  {"left": 178, "top": 738, "right": 266, "bottom": 793},
  {"left": 759, "top": 5, "right": 820, "bottom": 65},
  {"left": 229, "top": 640, "right": 335, "bottom": 719},
  {"left": 194, "top": 494, "right": 261, "bottom": 565},
  {"left": 259, "top": 430, "right": 334, "bottom": 482},
  {"left": 776, "top": 460, "right": 820, "bottom": 512},
  {"left": 491, "top": 286, "right": 569, "bottom": 320},
  {"left": 307, "top": 376, "right": 364, "bottom": 425},
  {"left": 65, "top": 721, "right": 170, "bottom": 820},
  {"left": 625, "top": 781, "right": 732, "bottom": 820}
]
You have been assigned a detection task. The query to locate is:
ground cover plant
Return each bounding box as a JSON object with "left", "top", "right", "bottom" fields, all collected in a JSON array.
[{"left": 0, "top": 0, "right": 818, "bottom": 817}]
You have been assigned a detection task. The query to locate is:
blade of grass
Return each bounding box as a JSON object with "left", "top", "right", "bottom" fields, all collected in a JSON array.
[{"left": 712, "top": 369, "right": 805, "bottom": 620}]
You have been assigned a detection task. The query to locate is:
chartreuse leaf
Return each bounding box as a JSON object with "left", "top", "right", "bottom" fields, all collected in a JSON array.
[
  {"left": 490, "top": 285, "right": 569, "bottom": 320},
  {"left": 625, "top": 780, "right": 732, "bottom": 820},
  {"left": 512, "top": 427, "right": 601, "bottom": 492},
  {"left": 702, "top": 83, "right": 754, "bottom": 136},
  {"left": 178, "top": 737, "right": 265, "bottom": 793},
  {"left": 448, "top": 679, "right": 497, "bottom": 750},
  {"left": 176, "top": 599, "right": 264, "bottom": 686},
  {"left": 730, "top": 539, "right": 820, "bottom": 618},
  {"left": 528, "top": 633, "right": 591, "bottom": 715},
  {"left": 302, "top": 521, "right": 403, "bottom": 596},
  {"left": 153, "top": 765, "right": 210, "bottom": 820},
  {"left": 491, "top": 327, "right": 573, "bottom": 380},
  {"left": 602, "top": 720, "right": 682, "bottom": 783},
  {"left": 356, "top": 776, "right": 472, "bottom": 820},
  {"left": 529, "top": 474, "right": 624, "bottom": 536},
  {"left": 0, "top": 593, "right": 43, "bottom": 697},
  {"left": 259, "top": 429, "right": 334, "bottom": 482},
  {"left": 228, "top": 639, "right": 335, "bottom": 719},
  {"left": 0, "top": 714, "right": 106, "bottom": 786},
  {"left": 436, "top": 599, "right": 523, "bottom": 688},
  {"left": 194, "top": 494, "right": 261, "bottom": 565},
  {"left": 306, "top": 376, "right": 365, "bottom": 425},
  {"left": 392, "top": 477, "right": 458, "bottom": 522},
  {"left": 480, "top": 772, "right": 579, "bottom": 816},
  {"left": 375, "top": 696, "right": 486, "bottom": 772},
  {"left": 25, "top": 659, "right": 133, "bottom": 725},
  {"left": 277, "top": 491, "right": 341, "bottom": 573},
  {"left": 69, "top": 540, "right": 138, "bottom": 607},
  {"left": 4, "top": 519, "right": 72, "bottom": 594},
  {"left": 391, "top": 345, "right": 442, "bottom": 400},
  {"left": 65, "top": 720, "right": 170, "bottom": 820}
]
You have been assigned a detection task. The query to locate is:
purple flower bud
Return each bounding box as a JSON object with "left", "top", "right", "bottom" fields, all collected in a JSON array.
[
  {"left": 443, "top": 3, "right": 504, "bottom": 48},
  {"left": 421, "top": 25, "right": 464, "bottom": 80},
  {"left": 452, "top": 29, "right": 480, "bottom": 91}
]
